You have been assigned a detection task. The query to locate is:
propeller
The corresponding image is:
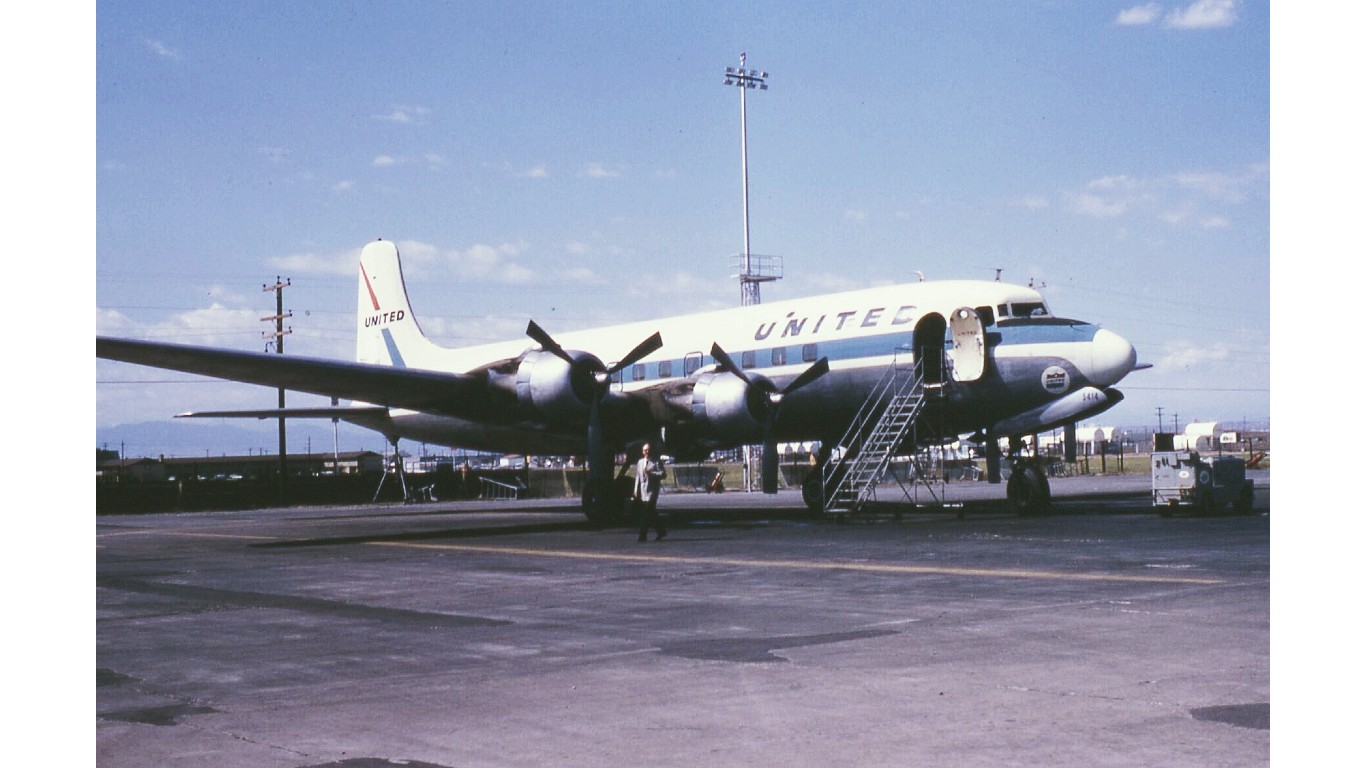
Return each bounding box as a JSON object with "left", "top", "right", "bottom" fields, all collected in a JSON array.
[
  {"left": 526, "top": 321, "right": 663, "bottom": 485},
  {"left": 710, "top": 343, "right": 830, "bottom": 493}
]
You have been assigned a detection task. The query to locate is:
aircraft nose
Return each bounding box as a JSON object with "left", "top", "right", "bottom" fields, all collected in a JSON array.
[{"left": 1089, "top": 328, "right": 1137, "bottom": 387}]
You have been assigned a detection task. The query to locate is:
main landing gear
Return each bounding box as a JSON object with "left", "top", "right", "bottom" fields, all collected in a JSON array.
[{"left": 581, "top": 465, "right": 634, "bottom": 526}]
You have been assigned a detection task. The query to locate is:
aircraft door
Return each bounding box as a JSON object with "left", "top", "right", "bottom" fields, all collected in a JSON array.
[{"left": 948, "top": 307, "right": 985, "bottom": 382}]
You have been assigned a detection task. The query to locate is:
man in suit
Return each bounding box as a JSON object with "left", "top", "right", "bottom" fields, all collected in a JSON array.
[{"left": 633, "top": 443, "right": 667, "bottom": 542}]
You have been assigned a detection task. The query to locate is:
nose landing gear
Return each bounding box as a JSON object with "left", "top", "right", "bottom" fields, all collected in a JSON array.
[{"left": 1006, "top": 458, "right": 1051, "bottom": 516}]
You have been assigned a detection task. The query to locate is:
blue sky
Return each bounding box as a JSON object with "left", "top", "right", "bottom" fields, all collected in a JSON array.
[{"left": 91, "top": 0, "right": 1273, "bottom": 457}]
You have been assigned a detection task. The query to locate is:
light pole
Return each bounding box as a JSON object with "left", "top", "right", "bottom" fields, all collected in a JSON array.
[{"left": 723, "top": 53, "right": 779, "bottom": 306}]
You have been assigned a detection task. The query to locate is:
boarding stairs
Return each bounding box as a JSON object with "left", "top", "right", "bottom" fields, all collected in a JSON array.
[{"left": 822, "top": 359, "right": 940, "bottom": 516}]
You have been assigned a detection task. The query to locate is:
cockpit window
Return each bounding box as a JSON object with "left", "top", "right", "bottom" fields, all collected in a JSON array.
[{"left": 1011, "top": 302, "right": 1049, "bottom": 318}]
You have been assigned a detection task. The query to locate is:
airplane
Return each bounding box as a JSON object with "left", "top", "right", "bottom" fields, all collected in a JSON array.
[{"left": 96, "top": 239, "right": 1140, "bottom": 521}]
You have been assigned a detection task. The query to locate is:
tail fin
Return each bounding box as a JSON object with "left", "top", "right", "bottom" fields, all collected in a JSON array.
[{"left": 356, "top": 240, "right": 445, "bottom": 368}]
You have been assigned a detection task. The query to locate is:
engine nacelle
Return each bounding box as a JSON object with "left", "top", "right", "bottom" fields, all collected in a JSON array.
[
  {"left": 687, "top": 370, "right": 770, "bottom": 446},
  {"left": 512, "top": 349, "right": 602, "bottom": 424}
]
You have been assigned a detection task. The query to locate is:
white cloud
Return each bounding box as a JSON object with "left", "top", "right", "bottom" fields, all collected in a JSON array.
[
  {"left": 423, "top": 153, "right": 448, "bottom": 168},
  {"left": 373, "top": 154, "right": 399, "bottom": 167},
  {"left": 1160, "top": 206, "right": 1192, "bottom": 225},
  {"left": 373, "top": 105, "right": 430, "bottom": 124},
  {"left": 1165, "top": 0, "right": 1238, "bottom": 29},
  {"left": 446, "top": 242, "right": 538, "bottom": 283},
  {"left": 1171, "top": 168, "right": 1262, "bottom": 203},
  {"left": 1157, "top": 339, "right": 1233, "bottom": 372},
  {"left": 523, "top": 165, "right": 550, "bottom": 178},
  {"left": 1087, "top": 175, "right": 1139, "bottom": 191},
  {"left": 845, "top": 209, "right": 869, "bottom": 224},
  {"left": 143, "top": 38, "right": 181, "bottom": 60},
  {"left": 1065, "top": 165, "right": 1262, "bottom": 225},
  {"left": 560, "top": 266, "right": 604, "bottom": 285},
  {"left": 1068, "top": 192, "right": 1129, "bottom": 219},
  {"left": 331, "top": 180, "right": 356, "bottom": 193},
  {"left": 583, "top": 163, "right": 621, "bottom": 179},
  {"left": 96, "top": 308, "right": 139, "bottom": 337},
  {"left": 1116, "top": 4, "right": 1163, "bottom": 26},
  {"left": 1008, "top": 195, "right": 1051, "bottom": 210},
  {"left": 620, "top": 270, "right": 728, "bottom": 300},
  {"left": 267, "top": 250, "right": 356, "bottom": 277},
  {"left": 101, "top": 304, "right": 266, "bottom": 349}
]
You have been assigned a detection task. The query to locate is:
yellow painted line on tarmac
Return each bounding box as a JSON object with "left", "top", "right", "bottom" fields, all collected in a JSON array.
[
  {"left": 95, "top": 530, "right": 278, "bottom": 542},
  {"left": 370, "top": 542, "right": 1224, "bottom": 585}
]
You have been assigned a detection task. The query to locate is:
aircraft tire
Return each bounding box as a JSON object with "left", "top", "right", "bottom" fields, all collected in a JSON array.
[
  {"left": 802, "top": 473, "right": 826, "bottom": 515},
  {"left": 582, "top": 478, "right": 622, "bottom": 526},
  {"left": 1007, "top": 463, "right": 1050, "bottom": 516},
  {"left": 1196, "top": 489, "right": 1218, "bottom": 516},
  {"left": 1234, "top": 483, "right": 1254, "bottom": 515}
]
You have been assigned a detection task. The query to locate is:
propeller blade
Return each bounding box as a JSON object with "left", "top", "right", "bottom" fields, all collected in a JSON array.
[
  {"left": 761, "top": 420, "right": 780, "bottom": 494},
  {"left": 587, "top": 393, "right": 608, "bottom": 483},
  {"left": 709, "top": 342, "right": 752, "bottom": 385},
  {"left": 606, "top": 332, "right": 664, "bottom": 376},
  {"left": 782, "top": 357, "right": 830, "bottom": 395},
  {"left": 525, "top": 320, "right": 576, "bottom": 365}
]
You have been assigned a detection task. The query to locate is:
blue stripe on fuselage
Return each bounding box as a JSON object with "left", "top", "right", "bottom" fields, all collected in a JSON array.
[{"left": 633, "top": 319, "right": 1101, "bottom": 381}]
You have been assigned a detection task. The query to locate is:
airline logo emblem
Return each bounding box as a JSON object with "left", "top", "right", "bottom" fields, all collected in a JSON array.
[{"left": 1041, "top": 366, "right": 1070, "bottom": 394}]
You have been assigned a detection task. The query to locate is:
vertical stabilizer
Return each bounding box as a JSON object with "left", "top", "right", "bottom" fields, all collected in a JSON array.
[{"left": 356, "top": 240, "right": 444, "bottom": 368}]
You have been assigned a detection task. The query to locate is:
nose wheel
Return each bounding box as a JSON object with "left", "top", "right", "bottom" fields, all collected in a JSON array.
[{"left": 1006, "top": 459, "right": 1051, "bottom": 516}]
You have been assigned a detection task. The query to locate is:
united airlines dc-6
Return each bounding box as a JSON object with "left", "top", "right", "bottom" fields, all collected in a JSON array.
[{"left": 97, "top": 240, "right": 1141, "bottom": 520}]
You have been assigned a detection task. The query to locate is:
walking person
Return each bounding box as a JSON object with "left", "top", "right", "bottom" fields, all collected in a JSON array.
[{"left": 634, "top": 443, "right": 667, "bottom": 542}]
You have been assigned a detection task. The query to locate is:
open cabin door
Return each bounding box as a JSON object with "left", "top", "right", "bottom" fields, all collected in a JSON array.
[{"left": 948, "top": 307, "right": 985, "bottom": 382}]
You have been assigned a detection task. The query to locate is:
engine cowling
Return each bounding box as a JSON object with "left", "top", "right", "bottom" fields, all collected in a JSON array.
[
  {"left": 512, "top": 349, "right": 603, "bottom": 424},
  {"left": 687, "top": 369, "right": 772, "bottom": 446}
]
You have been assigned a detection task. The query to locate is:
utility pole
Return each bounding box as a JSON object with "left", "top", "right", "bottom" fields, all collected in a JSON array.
[
  {"left": 723, "top": 52, "right": 781, "bottom": 307},
  {"left": 262, "top": 277, "right": 292, "bottom": 504}
]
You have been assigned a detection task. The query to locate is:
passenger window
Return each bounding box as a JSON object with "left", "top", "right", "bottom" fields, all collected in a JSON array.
[
  {"left": 771, "top": 347, "right": 787, "bottom": 366},
  {"left": 657, "top": 360, "right": 673, "bottom": 378},
  {"left": 802, "top": 343, "right": 818, "bottom": 363},
  {"left": 684, "top": 352, "right": 702, "bottom": 376},
  {"left": 632, "top": 364, "right": 645, "bottom": 382},
  {"left": 741, "top": 350, "right": 757, "bottom": 369}
]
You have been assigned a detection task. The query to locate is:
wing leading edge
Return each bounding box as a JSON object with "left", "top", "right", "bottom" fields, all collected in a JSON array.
[{"left": 96, "top": 337, "right": 492, "bottom": 419}]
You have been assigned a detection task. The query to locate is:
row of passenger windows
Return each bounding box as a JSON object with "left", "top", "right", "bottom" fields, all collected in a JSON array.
[{"left": 615, "top": 343, "right": 822, "bottom": 383}]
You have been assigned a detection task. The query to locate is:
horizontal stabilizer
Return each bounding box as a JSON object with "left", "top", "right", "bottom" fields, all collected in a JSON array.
[{"left": 177, "top": 406, "right": 390, "bottom": 420}]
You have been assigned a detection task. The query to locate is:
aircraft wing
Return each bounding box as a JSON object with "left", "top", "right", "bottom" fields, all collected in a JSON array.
[{"left": 97, "top": 337, "right": 492, "bottom": 419}]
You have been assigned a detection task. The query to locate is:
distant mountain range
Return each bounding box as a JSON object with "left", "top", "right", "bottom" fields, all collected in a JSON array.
[{"left": 96, "top": 419, "right": 400, "bottom": 460}]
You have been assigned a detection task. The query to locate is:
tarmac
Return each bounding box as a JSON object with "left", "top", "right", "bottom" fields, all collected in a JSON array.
[{"left": 96, "top": 471, "right": 1270, "bottom": 767}]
